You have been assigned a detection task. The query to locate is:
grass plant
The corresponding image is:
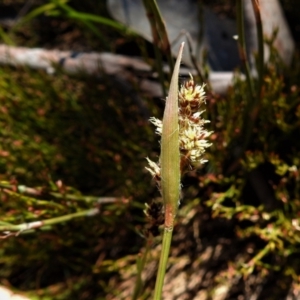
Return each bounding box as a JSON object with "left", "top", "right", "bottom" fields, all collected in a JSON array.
[{"left": 0, "top": 0, "right": 299, "bottom": 299}]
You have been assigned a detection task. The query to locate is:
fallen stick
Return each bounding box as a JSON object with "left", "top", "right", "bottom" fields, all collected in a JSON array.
[{"left": 0, "top": 44, "right": 236, "bottom": 96}]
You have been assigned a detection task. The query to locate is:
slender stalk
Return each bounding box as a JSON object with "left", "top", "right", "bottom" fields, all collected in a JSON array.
[
  {"left": 142, "top": 0, "right": 166, "bottom": 96},
  {"left": 153, "top": 227, "right": 173, "bottom": 299},
  {"left": 236, "top": 0, "right": 255, "bottom": 103},
  {"left": 142, "top": 0, "right": 174, "bottom": 71},
  {"left": 247, "top": 243, "right": 271, "bottom": 268},
  {"left": 132, "top": 241, "right": 151, "bottom": 300},
  {"left": 236, "top": 0, "right": 257, "bottom": 153},
  {"left": 196, "top": 0, "right": 204, "bottom": 59},
  {"left": 185, "top": 32, "right": 206, "bottom": 84},
  {"left": 0, "top": 182, "right": 120, "bottom": 204},
  {"left": 251, "top": 0, "right": 264, "bottom": 98},
  {"left": 193, "top": 0, "right": 208, "bottom": 83},
  {"left": 142, "top": 0, "right": 174, "bottom": 96},
  {"left": 0, "top": 208, "right": 100, "bottom": 237}
]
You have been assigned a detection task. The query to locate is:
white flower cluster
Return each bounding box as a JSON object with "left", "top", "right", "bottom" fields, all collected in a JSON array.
[
  {"left": 178, "top": 76, "right": 212, "bottom": 167},
  {"left": 146, "top": 75, "right": 212, "bottom": 180}
]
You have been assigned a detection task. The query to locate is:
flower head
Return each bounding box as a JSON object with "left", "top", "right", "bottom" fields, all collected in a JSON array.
[
  {"left": 178, "top": 76, "right": 212, "bottom": 171},
  {"left": 146, "top": 74, "right": 212, "bottom": 181},
  {"left": 145, "top": 157, "right": 161, "bottom": 180},
  {"left": 179, "top": 74, "right": 206, "bottom": 116}
]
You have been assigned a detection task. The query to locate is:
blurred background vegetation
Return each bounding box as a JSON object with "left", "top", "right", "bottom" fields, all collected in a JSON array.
[{"left": 0, "top": 0, "right": 300, "bottom": 299}]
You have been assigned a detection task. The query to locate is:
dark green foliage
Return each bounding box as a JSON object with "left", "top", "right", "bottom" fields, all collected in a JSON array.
[
  {"left": 193, "top": 50, "right": 300, "bottom": 295},
  {"left": 0, "top": 66, "right": 155, "bottom": 298}
]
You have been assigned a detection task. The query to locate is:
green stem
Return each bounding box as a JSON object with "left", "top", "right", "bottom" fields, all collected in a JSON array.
[
  {"left": 142, "top": 0, "right": 166, "bottom": 96},
  {"left": 251, "top": 0, "right": 264, "bottom": 98},
  {"left": 143, "top": 0, "right": 174, "bottom": 71},
  {"left": 185, "top": 33, "right": 205, "bottom": 84},
  {"left": 153, "top": 226, "right": 174, "bottom": 300},
  {"left": 0, "top": 208, "right": 99, "bottom": 235},
  {"left": 0, "top": 182, "right": 120, "bottom": 204},
  {"left": 132, "top": 240, "right": 151, "bottom": 300},
  {"left": 246, "top": 242, "right": 272, "bottom": 274},
  {"left": 236, "top": 0, "right": 256, "bottom": 153},
  {"left": 142, "top": 0, "right": 175, "bottom": 96},
  {"left": 236, "top": 0, "right": 255, "bottom": 102}
]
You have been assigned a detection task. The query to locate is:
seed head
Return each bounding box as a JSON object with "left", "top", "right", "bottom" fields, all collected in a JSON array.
[{"left": 146, "top": 74, "right": 212, "bottom": 180}]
